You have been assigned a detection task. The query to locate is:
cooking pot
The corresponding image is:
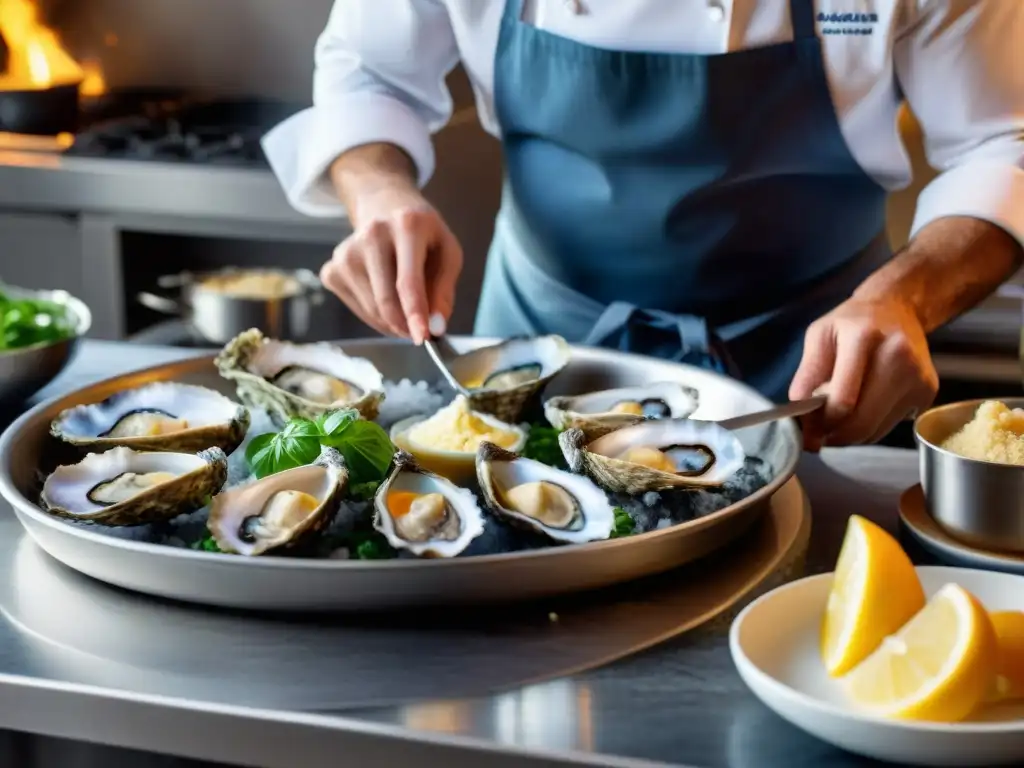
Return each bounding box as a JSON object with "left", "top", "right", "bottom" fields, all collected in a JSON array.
[
  {"left": 0, "top": 81, "right": 81, "bottom": 136},
  {"left": 137, "top": 268, "right": 326, "bottom": 344}
]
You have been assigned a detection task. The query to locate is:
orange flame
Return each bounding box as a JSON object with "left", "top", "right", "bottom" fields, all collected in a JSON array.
[{"left": 0, "top": 0, "right": 106, "bottom": 93}]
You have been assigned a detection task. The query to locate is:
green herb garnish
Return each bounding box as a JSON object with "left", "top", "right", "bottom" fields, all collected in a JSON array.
[
  {"left": 349, "top": 480, "right": 380, "bottom": 501},
  {"left": 522, "top": 423, "right": 567, "bottom": 469},
  {"left": 191, "top": 533, "right": 223, "bottom": 552},
  {"left": 610, "top": 507, "right": 636, "bottom": 539},
  {"left": 318, "top": 412, "right": 394, "bottom": 486},
  {"left": 245, "top": 418, "right": 322, "bottom": 479},
  {"left": 0, "top": 289, "right": 75, "bottom": 351},
  {"left": 355, "top": 535, "right": 394, "bottom": 560}
]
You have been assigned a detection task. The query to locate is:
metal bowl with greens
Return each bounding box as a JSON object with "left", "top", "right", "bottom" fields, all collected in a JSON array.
[{"left": 0, "top": 284, "right": 91, "bottom": 406}]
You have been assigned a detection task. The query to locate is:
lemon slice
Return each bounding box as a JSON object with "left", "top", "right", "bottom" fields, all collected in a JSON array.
[
  {"left": 821, "top": 515, "right": 926, "bottom": 677},
  {"left": 842, "top": 583, "right": 997, "bottom": 722},
  {"left": 987, "top": 610, "right": 1024, "bottom": 702}
]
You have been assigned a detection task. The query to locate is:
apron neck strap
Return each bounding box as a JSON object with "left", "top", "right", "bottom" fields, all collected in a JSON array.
[{"left": 788, "top": 0, "right": 818, "bottom": 40}]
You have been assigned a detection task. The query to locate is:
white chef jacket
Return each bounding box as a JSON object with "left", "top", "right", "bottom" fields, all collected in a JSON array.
[{"left": 262, "top": 0, "right": 1024, "bottom": 250}]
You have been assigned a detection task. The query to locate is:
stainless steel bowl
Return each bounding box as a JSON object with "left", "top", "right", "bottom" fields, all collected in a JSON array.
[
  {"left": 915, "top": 398, "right": 1024, "bottom": 553},
  {"left": 0, "top": 287, "right": 91, "bottom": 408}
]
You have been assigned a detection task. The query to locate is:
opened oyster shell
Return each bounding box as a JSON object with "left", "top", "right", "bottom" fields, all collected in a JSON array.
[
  {"left": 50, "top": 382, "right": 249, "bottom": 455},
  {"left": 40, "top": 446, "right": 228, "bottom": 526},
  {"left": 373, "top": 451, "right": 485, "bottom": 558},
  {"left": 475, "top": 442, "right": 614, "bottom": 544},
  {"left": 215, "top": 328, "right": 385, "bottom": 426},
  {"left": 446, "top": 335, "right": 571, "bottom": 422},
  {"left": 208, "top": 446, "right": 347, "bottom": 556},
  {"left": 559, "top": 419, "right": 745, "bottom": 495},
  {"left": 390, "top": 395, "right": 528, "bottom": 484},
  {"left": 544, "top": 382, "right": 700, "bottom": 439}
]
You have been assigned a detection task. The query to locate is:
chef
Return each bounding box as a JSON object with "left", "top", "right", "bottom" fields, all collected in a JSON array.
[{"left": 262, "top": 0, "right": 1024, "bottom": 449}]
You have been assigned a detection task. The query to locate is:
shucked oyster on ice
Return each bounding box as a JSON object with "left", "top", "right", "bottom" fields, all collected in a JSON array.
[
  {"left": 544, "top": 382, "right": 700, "bottom": 439},
  {"left": 40, "top": 446, "right": 228, "bottom": 526},
  {"left": 475, "top": 442, "right": 614, "bottom": 544},
  {"left": 373, "top": 451, "right": 485, "bottom": 558},
  {"left": 50, "top": 382, "right": 249, "bottom": 455},
  {"left": 559, "top": 418, "right": 745, "bottom": 495},
  {"left": 208, "top": 446, "right": 347, "bottom": 556},
  {"left": 446, "top": 335, "right": 571, "bottom": 422},
  {"left": 215, "top": 328, "right": 385, "bottom": 426},
  {"left": 390, "top": 395, "right": 528, "bottom": 485}
]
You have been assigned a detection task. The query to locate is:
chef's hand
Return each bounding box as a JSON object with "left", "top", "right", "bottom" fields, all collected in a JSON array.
[
  {"left": 788, "top": 297, "right": 939, "bottom": 451},
  {"left": 320, "top": 187, "right": 463, "bottom": 344}
]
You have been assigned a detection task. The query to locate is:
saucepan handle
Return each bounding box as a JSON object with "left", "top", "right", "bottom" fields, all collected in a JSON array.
[
  {"left": 156, "top": 272, "right": 193, "bottom": 289},
  {"left": 137, "top": 291, "right": 183, "bottom": 316},
  {"left": 295, "top": 268, "right": 326, "bottom": 306}
]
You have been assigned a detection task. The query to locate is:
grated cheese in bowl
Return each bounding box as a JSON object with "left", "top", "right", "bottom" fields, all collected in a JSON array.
[{"left": 940, "top": 400, "right": 1024, "bottom": 465}]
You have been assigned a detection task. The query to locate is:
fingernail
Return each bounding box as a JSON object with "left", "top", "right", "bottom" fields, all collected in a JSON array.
[{"left": 428, "top": 313, "right": 446, "bottom": 337}]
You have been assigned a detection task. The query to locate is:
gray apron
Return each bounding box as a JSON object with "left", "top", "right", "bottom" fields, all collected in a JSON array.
[{"left": 474, "top": 0, "right": 892, "bottom": 401}]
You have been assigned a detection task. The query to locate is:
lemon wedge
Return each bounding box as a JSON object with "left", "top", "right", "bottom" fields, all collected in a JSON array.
[
  {"left": 842, "top": 583, "right": 997, "bottom": 722},
  {"left": 987, "top": 610, "right": 1024, "bottom": 702},
  {"left": 821, "top": 515, "right": 926, "bottom": 677}
]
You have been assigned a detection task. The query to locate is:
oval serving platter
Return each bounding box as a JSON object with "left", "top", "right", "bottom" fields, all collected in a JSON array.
[{"left": 0, "top": 337, "right": 800, "bottom": 612}]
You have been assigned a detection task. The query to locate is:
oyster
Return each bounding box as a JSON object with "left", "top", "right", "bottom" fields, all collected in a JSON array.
[
  {"left": 475, "top": 442, "right": 614, "bottom": 544},
  {"left": 559, "top": 419, "right": 745, "bottom": 495},
  {"left": 40, "top": 446, "right": 228, "bottom": 526},
  {"left": 208, "top": 446, "right": 347, "bottom": 556},
  {"left": 50, "top": 382, "right": 249, "bottom": 455},
  {"left": 446, "top": 335, "right": 571, "bottom": 422},
  {"left": 544, "top": 382, "right": 700, "bottom": 439},
  {"left": 373, "top": 451, "right": 485, "bottom": 557},
  {"left": 215, "top": 328, "right": 385, "bottom": 425},
  {"left": 390, "top": 395, "right": 528, "bottom": 485}
]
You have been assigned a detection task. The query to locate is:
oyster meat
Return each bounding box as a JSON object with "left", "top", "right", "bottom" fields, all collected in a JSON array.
[
  {"left": 50, "top": 382, "right": 249, "bottom": 455},
  {"left": 446, "top": 335, "right": 571, "bottom": 422},
  {"left": 373, "top": 451, "right": 485, "bottom": 557},
  {"left": 544, "top": 382, "right": 700, "bottom": 439},
  {"left": 390, "top": 395, "right": 528, "bottom": 484},
  {"left": 215, "top": 328, "right": 385, "bottom": 425},
  {"left": 208, "top": 446, "right": 347, "bottom": 556},
  {"left": 40, "top": 446, "right": 228, "bottom": 526},
  {"left": 559, "top": 418, "right": 745, "bottom": 495},
  {"left": 476, "top": 442, "right": 614, "bottom": 544}
]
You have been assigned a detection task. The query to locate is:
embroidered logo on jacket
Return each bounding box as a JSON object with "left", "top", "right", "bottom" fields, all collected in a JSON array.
[{"left": 817, "top": 11, "right": 878, "bottom": 35}]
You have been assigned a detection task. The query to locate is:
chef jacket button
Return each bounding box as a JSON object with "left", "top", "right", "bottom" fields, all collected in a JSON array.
[
  {"left": 707, "top": 0, "right": 726, "bottom": 22},
  {"left": 563, "top": 0, "right": 584, "bottom": 14}
]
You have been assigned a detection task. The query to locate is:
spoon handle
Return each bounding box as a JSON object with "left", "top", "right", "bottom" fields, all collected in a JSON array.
[
  {"left": 422, "top": 337, "right": 469, "bottom": 395},
  {"left": 715, "top": 395, "right": 827, "bottom": 432}
]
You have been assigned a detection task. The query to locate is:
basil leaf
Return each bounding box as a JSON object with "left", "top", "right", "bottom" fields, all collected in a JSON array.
[
  {"left": 321, "top": 419, "right": 394, "bottom": 485},
  {"left": 246, "top": 419, "right": 322, "bottom": 479},
  {"left": 317, "top": 408, "right": 359, "bottom": 438}
]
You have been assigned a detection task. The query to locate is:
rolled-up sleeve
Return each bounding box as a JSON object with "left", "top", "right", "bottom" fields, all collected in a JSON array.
[
  {"left": 261, "top": 0, "right": 460, "bottom": 218},
  {"left": 896, "top": 1, "right": 1024, "bottom": 249}
]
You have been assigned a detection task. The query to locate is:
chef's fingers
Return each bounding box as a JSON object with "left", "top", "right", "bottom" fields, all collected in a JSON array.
[
  {"left": 821, "top": 325, "right": 879, "bottom": 429},
  {"left": 864, "top": 389, "right": 920, "bottom": 446},
  {"left": 320, "top": 255, "right": 391, "bottom": 337},
  {"left": 426, "top": 226, "right": 463, "bottom": 334},
  {"left": 789, "top": 321, "right": 836, "bottom": 452},
  {"left": 789, "top": 320, "right": 836, "bottom": 402},
  {"left": 392, "top": 210, "right": 433, "bottom": 345},
  {"left": 360, "top": 223, "right": 410, "bottom": 338},
  {"left": 823, "top": 339, "right": 915, "bottom": 445}
]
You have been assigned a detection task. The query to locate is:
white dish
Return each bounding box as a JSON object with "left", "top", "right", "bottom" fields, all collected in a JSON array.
[{"left": 730, "top": 566, "right": 1024, "bottom": 766}]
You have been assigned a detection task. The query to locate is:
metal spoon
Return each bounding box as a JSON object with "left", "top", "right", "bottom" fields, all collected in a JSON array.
[
  {"left": 713, "top": 394, "right": 828, "bottom": 432},
  {"left": 422, "top": 336, "right": 471, "bottom": 396}
]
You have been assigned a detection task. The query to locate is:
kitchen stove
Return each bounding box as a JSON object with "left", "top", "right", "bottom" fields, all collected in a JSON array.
[{"left": 64, "top": 89, "right": 303, "bottom": 168}]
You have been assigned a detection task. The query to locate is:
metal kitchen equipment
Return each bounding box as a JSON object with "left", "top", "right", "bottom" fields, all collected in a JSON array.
[
  {"left": 915, "top": 398, "right": 1024, "bottom": 553},
  {"left": 0, "top": 337, "right": 801, "bottom": 612},
  {"left": 137, "top": 267, "right": 325, "bottom": 344},
  {"left": 0, "top": 81, "right": 81, "bottom": 135},
  {"left": 0, "top": 286, "right": 91, "bottom": 407}
]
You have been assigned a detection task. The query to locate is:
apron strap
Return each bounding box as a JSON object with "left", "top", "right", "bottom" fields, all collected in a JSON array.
[
  {"left": 582, "top": 301, "right": 739, "bottom": 377},
  {"left": 789, "top": 0, "right": 818, "bottom": 40}
]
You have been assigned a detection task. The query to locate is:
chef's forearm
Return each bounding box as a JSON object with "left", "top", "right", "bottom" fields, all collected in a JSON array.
[
  {"left": 329, "top": 143, "right": 420, "bottom": 226},
  {"left": 852, "top": 216, "right": 1024, "bottom": 334}
]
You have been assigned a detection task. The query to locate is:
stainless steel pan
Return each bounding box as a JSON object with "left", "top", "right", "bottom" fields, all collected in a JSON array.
[{"left": 0, "top": 337, "right": 801, "bottom": 612}]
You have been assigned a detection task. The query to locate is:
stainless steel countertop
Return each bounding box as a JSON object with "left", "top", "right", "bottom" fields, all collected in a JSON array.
[{"left": 0, "top": 341, "right": 924, "bottom": 768}]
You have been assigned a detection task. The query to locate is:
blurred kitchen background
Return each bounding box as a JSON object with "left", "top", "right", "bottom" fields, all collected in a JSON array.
[{"left": 0, "top": 0, "right": 1018, "bottom": 444}]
